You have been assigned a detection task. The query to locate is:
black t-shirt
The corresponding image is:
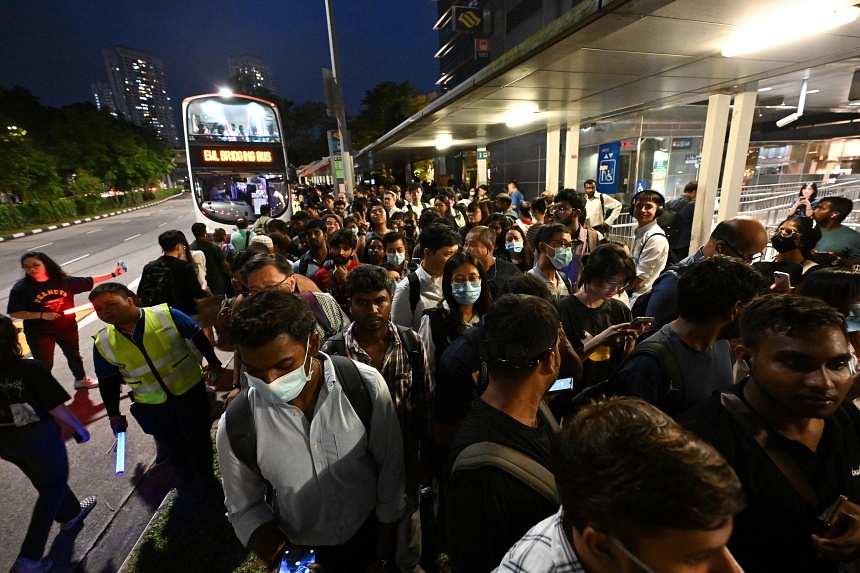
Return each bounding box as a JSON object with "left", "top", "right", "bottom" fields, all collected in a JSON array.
[
  {"left": 559, "top": 295, "right": 631, "bottom": 387},
  {"left": 445, "top": 398, "right": 558, "bottom": 573},
  {"left": 143, "top": 255, "right": 206, "bottom": 316},
  {"left": 0, "top": 359, "right": 70, "bottom": 427},
  {"left": 7, "top": 275, "right": 94, "bottom": 336},
  {"left": 680, "top": 382, "right": 860, "bottom": 573}
]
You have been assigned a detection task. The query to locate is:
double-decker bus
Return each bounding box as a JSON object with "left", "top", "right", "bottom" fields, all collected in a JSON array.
[{"left": 182, "top": 92, "right": 291, "bottom": 227}]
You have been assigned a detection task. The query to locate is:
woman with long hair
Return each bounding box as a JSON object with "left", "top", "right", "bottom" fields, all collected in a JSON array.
[
  {"left": 503, "top": 226, "right": 533, "bottom": 272},
  {"left": 419, "top": 252, "right": 493, "bottom": 380},
  {"left": 0, "top": 314, "right": 96, "bottom": 573},
  {"left": 7, "top": 252, "right": 124, "bottom": 390},
  {"left": 753, "top": 215, "right": 821, "bottom": 288},
  {"left": 486, "top": 212, "right": 511, "bottom": 260},
  {"left": 459, "top": 200, "right": 491, "bottom": 242},
  {"left": 787, "top": 182, "right": 819, "bottom": 217},
  {"left": 365, "top": 200, "right": 390, "bottom": 243}
]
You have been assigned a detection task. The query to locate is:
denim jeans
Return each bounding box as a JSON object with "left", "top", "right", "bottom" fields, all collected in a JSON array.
[
  {"left": 25, "top": 329, "right": 86, "bottom": 379},
  {"left": 0, "top": 420, "right": 81, "bottom": 560}
]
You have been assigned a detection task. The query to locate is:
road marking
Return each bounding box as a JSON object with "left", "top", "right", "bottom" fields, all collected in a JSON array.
[
  {"left": 142, "top": 213, "right": 152, "bottom": 217},
  {"left": 158, "top": 223, "right": 167, "bottom": 227},
  {"left": 86, "top": 228, "right": 101, "bottom": 234},
  {"left": 61, "top": 254, "right": 90, "bottom": 265},
  {"left": 34, "top": 242, "right": 54, "bottom": 249},
  {"left": 124, "top": 234, "right": 141, "bottom": 242},
  {"left": 176, "top": 215, "right": 184, "bottom": 219}
]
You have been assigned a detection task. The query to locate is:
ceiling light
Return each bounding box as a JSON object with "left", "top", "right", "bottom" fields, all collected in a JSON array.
[
  {"left": 218, "top": 87, "right": 234, "bottom": 98},
  {"left": 807, "top": 89, "right": 820, "bottom": 94},
  {"left": 722, "top": 4, "right": 860, "bottom": 57},
  {"left": 435, "top": 135, "right": 453, "bottom": 150},
  {"left": 504, "top": 103, "right": 540, "bottom": 127},
  {"left": 757, "top": 87, "right": 773, "bottom": 92}
]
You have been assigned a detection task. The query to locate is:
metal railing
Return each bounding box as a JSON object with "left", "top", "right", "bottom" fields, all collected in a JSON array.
[{"left": 603, "top": 179, "right": 860, "bottom": 248}]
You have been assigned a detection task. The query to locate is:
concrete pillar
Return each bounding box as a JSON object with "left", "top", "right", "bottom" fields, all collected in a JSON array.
[
  {"left": 545, "top": 128, "right": 561, "bottom": 194},
  {"left": 476, "top": 147, "right": 488, "bottom": 186},
  {"left": 718, "top": 88, "right": 758, "bottom": 221},
  {"left": 689, "top": 94, "right": 731, "bottom": 255},
  {"left": 563, "top": 126, "right": 580, "bottom": 189}
]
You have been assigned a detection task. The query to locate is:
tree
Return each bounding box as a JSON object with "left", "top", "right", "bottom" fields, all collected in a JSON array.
[
  {"left": 351, "top": 80, "right": 437, "bottom": 149},
  {"left": 281, "top": 101, "right": 338, "bottom": 166}
]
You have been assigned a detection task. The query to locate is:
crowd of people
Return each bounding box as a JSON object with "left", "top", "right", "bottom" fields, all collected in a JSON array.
[{"left": 4, "top": 178, "right": 860, "bottom": 573}]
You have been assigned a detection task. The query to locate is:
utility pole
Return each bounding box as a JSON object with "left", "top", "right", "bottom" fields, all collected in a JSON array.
[{"left": 323, "top": 0, "right": 356, "bottom": 199}]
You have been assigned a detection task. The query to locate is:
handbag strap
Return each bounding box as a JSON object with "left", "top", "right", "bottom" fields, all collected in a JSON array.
[{"left": 720, "top": 392, "right": 819, "bottom": 507}]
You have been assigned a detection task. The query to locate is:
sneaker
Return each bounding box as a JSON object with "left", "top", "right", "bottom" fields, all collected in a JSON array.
[
  {"left": 9, "top": 557, "right": 52, "bottom": 573},
  {"left": 60, "top": 496, "right": 96, "bottom": 531},
  {"left": 73, "top": 376, "right": 98, "bottom": 390}
]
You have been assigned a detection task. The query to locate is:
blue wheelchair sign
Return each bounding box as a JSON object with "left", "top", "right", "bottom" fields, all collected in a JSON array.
[{"left": 597, "top": 141, "right": 621, "bottom": 194}]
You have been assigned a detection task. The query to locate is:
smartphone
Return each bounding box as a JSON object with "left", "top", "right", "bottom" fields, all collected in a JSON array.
[
  {"left": 279, "top": 548, "right": 315, "bottom": 573},
  {"left": 631, "top": 317, "right": 654, "bottom": 326},
  {"left": 549, "top": 377, "right": 573, "bottom": 392},
  {"left": 773, "top": 271, "right": 791, "bottom": 289},
  {"left": 819, "top": 495, "right": 848, "bottom": 536}
]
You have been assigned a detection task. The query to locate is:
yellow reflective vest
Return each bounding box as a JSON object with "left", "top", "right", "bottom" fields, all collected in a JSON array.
[{"left": 93, "top": 304, "right": 202, "bottom": 404}]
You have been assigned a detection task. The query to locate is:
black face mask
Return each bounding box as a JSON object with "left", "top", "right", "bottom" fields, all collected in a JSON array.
[{"left": 771, "top": 234, "right": 799, "bottom": 253}]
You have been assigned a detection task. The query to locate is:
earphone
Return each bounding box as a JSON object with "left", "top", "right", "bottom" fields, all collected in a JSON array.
[{"left": 628, "top": 189, "right": 666, "bottom": 217}]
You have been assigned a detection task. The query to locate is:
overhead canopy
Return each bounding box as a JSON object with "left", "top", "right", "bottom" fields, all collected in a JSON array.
[{"left": 357, "top": 0, "right": 860, "bottom": 165}]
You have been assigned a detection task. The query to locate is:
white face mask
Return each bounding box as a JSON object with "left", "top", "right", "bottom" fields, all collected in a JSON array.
[{"left": 245, "top": 339, "right": 312, "bottom": 404}]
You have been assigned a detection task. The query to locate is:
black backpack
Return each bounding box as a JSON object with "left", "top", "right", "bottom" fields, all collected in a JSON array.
[
  {"left": 225, "top": 355, "right": 370, "bottom": 489},
  {"left": 137, "top": 259, "right": 178, "bottom": 308},
  {"left": 657, "top": 196, "right": 692, "bottom": 244},
  {"left": 567, "top": 341, "right": 685, "bottom": 416}
]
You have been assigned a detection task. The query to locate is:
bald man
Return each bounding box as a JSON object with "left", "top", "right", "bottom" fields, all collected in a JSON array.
[{"left": 638, "top": 216, "right": 768, "bottom": 340}]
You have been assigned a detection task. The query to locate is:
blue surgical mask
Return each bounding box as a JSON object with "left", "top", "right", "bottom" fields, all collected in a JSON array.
[
  {"left": 548, "top": 245, "right": 573, "bottom": 269},
  {"left": 386, "top": 252, "right": 406, "bottom": 266},
  {"left": 244, "top": 339, "right": 311, "bottom": 404},
  {"left": 505, "top": 241, "right": 524, "bottom": 253},
  {"left": 451, "top": 280, "right": 482, "bottom": 305}
]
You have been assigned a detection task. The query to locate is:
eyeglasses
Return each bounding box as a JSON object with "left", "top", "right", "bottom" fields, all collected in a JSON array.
[
  {"left": 546, "top": 239, "right": 574, "bottom": 249},
  {"left": 490, "top": 343, "right": 556, "bottom": 369},
  {"left": 719, "top": 240, "right": 760, "bottom": 263},
  {"left": 602, "top": 280, "right": 629, "bottom": 291},
  {"left": 775, "top": 228, "right": 802, "bottom": 239},
  {"left": 248, "top": 275, "right": 290, "bottom": 293}
]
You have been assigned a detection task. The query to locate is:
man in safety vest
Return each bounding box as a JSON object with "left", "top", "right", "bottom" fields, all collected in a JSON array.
[{"left": 89, "top": 282, "right": 223, "bottom": 492}]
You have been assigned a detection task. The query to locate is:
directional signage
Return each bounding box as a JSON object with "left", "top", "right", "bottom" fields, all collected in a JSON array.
[
  {"left": 477, "top": 150, "right": 488, "bottom": 160},
  {"left": 597, "top": 141, "right": 621, "bottom": 195}
]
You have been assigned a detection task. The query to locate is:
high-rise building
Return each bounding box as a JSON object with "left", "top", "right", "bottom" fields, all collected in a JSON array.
[
  {"left": 91, "top": 80, "right": 118, "bottom": 118},
  {"left": 102, "top": 46, "right": 179, "bottom": 145},
  {"left": 228, "top": 54, "right": 275, "bottom": 94}
]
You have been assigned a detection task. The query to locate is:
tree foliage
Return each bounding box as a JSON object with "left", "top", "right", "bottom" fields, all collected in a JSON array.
[
  {"left": 351, "top": 80, "right": 437, "bottom": 149},
  {"left": 0, "top": 85, "right": 175, "bottom": 200}
]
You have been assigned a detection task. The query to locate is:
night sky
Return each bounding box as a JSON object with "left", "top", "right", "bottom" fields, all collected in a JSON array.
[{"left": 0, "top": 1, "right": 440, "bottom": 115}]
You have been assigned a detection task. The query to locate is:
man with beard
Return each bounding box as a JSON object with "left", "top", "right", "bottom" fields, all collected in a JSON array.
[
  {"left": 613, "top": 256, "right": 763, "bottom": 417},
  {"left": 582, "top": 179, "right": 622, "bottom": 236},
  {"left": 549, "top": 190, "right": 603, "bottom": 287},
  {"left": 314, "top": 229, "right": 360, "bottom": 316},
  {"left": 293, "top": 219, "right": 330, "bottom": 279}
]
